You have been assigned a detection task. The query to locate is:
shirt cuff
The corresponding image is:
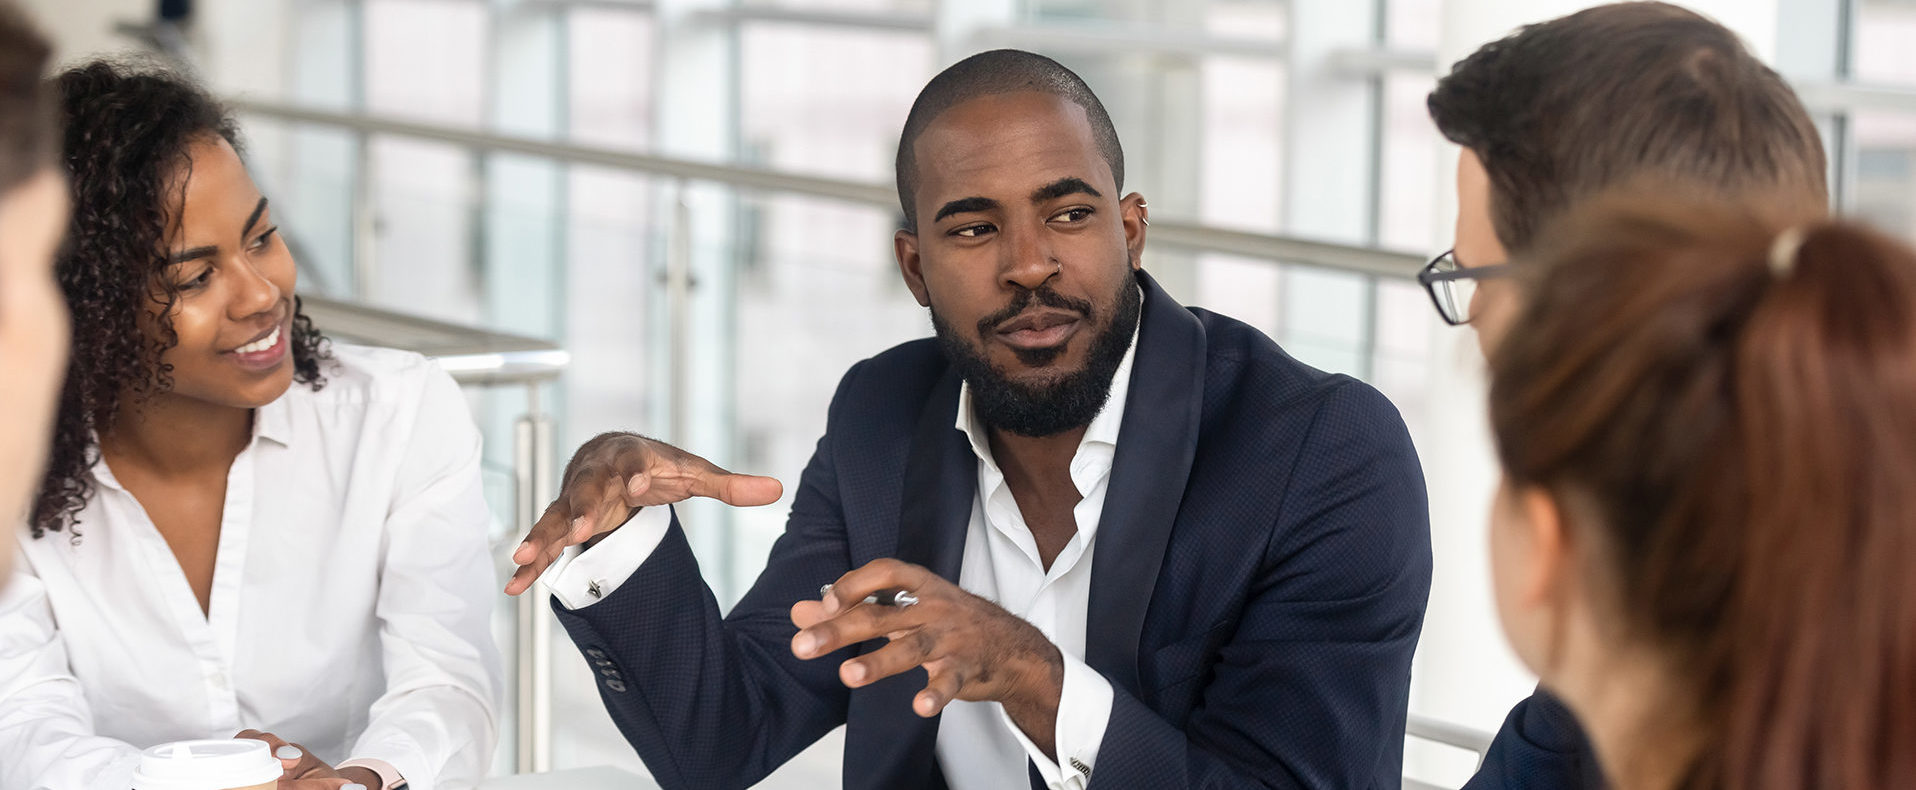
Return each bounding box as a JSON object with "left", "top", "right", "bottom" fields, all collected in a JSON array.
[
  {"left": 1000, "top": 652, "right": 1113, "bottom": 790},
  {"left": 542, "top": 505, "right": 673, "bottom": 610}
]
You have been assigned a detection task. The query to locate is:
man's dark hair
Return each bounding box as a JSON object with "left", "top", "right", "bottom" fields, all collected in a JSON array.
[
  {"left": 1428, "top": 1, "right": 1827, "bottom": 256},
  {"left": 895, "top": 49, "right": 1124, "bottom": 231},
  {"left": 0, "top": 1, "right": 54, "bottom": 193}
]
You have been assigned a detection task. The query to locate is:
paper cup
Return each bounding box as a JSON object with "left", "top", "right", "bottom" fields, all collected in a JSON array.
[{"left": 131, "top": 739, "right": 283, "bottom": 790}]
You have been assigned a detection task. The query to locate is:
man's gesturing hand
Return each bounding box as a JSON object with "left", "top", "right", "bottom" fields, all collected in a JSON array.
[
  {"left": 504, "top": 432, "right": 783, "bottom": 595},
  {"left": 789, "top": 559, "right": 1067, "bottom": 758}
]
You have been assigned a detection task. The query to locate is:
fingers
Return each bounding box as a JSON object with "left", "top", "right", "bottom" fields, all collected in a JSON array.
[
  {"left": 837, "top": 628, "right": 939, "bottom": 689},
  {"left": 789, "top": 599, "right": 829, "bottom": 630},
  {"left": 917, "top": 659, "right": 966, "bottom": 717},
  {"left": 692, "top": 465, "right": 784, "bottom": 508},
  {"left": 819, "top": 559, "right": 933, "bottom": 617},
  {"left": 504, "top": 502, "right": 591, "bottom": 595},
  {"left": 629, "top": 455, "right": 784, "bottom": 509},
  {"left": 792, "top": 595, "right": 926, "bottom": 659},
  {"left": 234, "top": 731, "right": 319, "bottom": 779}
]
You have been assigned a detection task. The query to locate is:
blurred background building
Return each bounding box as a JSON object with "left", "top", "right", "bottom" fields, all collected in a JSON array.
[{"left": 16, "top": 0, "right": 1916, "bottom": 787}]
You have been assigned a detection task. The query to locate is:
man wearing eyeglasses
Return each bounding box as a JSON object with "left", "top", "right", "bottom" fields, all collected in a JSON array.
[{"left": 1418, "top": 4, "right": 1830, "bottom": 789}]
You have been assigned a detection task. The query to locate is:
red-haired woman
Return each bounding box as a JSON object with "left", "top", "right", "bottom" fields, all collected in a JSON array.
[{"left": 1486, "top": 197, "right": 1916, "bottom": 789}]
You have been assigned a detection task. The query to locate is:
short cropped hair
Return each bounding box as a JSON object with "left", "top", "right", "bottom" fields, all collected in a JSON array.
[
  {"left": 895, "top": 49, "right": 1124, "bottom": 231},
  {"left": 1428, "top": 2, "right": 1827, "bottom": 256},
  {"left": 0, "top": 1, "right": 53, "bottom": 193}
]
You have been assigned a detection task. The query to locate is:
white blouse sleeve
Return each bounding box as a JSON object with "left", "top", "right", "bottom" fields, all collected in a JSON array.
[
  {"left": 348, "top": 366, "right": 503, "bottom": 790},
  {"left": 0, "top": 564, "right": 144, "bottom": 790}
]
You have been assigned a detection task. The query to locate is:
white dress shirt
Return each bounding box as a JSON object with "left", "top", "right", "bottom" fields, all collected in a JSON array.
[
  {"left": 547, "top": 319, "right": 1139, "bottom": 790},
  {"left": 0, "top": 345, "right": 501, "bottom": 790}
]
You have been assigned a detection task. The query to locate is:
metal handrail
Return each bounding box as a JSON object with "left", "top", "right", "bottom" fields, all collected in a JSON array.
[
  {"left": 1407, "top": 713, "right": 1495, "bottom": 762},
  {"left": 298, "top": 295, "right": 569, "bottom": 385},
  {"left": 229, "top": 98, "right": 1429, "bottom": 280}
]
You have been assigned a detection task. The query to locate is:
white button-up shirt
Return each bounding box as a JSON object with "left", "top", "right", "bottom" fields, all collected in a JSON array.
[
  {"left": 548, "top": 318, "right": 1138, "bottom": 790},
  {"left": 0, "top": 345, "right": 501, "bottom": 790}
]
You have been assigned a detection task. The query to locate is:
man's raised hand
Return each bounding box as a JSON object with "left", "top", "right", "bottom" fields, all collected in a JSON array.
[{"left": 504, "top": 432, "right": 783, "bottom": 595}]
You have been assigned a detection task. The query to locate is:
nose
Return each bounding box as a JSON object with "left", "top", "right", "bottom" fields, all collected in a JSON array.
[
  {"left": 999, "top": 221, "right": 1059, "bottom": 293},
  {"left": 226, "top": 252, "right": 283, "bottom": 322}
]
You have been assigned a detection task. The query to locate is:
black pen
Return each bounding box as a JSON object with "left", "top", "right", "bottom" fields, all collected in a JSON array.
[{"left": 818, "top": 584, "right": 919, "bottom": 608}]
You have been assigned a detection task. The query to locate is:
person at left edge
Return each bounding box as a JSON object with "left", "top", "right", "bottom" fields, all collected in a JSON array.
[
  {"left": 0, "top": 62, "right": 499, "bottom": 790},
  {"left": 507, "top": 49, "right": 1431, "bottom": 790}
]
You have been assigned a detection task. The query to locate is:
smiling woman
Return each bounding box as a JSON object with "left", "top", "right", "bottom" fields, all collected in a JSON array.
[
  {"left": 32, "top": 61, "right": 331, "bottom": 540},
  {"left": 0, "top": 61, "right": 501, "bottom": 790}
]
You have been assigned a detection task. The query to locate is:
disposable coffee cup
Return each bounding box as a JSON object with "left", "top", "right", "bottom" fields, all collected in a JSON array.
[{"left": 131, "top": 739, "right": 282, "bottom": 790}]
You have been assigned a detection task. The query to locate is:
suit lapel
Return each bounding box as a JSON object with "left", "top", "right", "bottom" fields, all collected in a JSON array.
[
  {"left": 851, "top": 366, "right": 972, "bottom": 789},
  {"left": 1086, "top": 271, "right": 1208, "bottom": 697}
]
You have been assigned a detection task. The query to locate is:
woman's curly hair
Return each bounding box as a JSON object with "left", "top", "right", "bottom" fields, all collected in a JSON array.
[{"left": 31, "top": 60, "right": 331, "bottom": 538}]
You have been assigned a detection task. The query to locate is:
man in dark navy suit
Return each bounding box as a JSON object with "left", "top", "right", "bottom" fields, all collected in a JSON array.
[
  {"left": 507, "top": 49, "right": 1431, "bottom": 790},
  {"left": 1416, "top": 5, "right": 1831, "bottom": 789}
]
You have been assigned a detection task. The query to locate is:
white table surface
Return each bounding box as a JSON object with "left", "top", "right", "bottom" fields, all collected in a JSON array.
[{"left": 479, "top": 766, "right": 659, "bottom": 789}]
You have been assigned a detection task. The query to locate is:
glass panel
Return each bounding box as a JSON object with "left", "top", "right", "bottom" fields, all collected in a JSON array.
[
  {"left": 1281, "top": 267, "right": 1371, "bottom": 376},
  {"left": 741, "top": 0, "right": 933, "bottom": 13},
  {"left": 1853, "top": 0, "right": 1916, "bottom": 87},
  {"left": 1197, "top": 55, "right": 1286, "bottom": 232},
  {"left": 1387, "top": 0, "right": 1441, "bottom": 51},
  {"left": 739, "top": 23, "right": 935, "bottom": 182},
  {"left": 567, "top": 7, "right": 655, "bottom": 151},
  {"left": 367, "top": 136, "right": 483, "bottom": 322},
  {"left": 1380, "top": 73, "right": 1443, "bottom": 253},
  {"left": 363, "top": 0, "right": 487, "bottom": 124},
  {"left": 1853, "top": 111, "right": 1916, "bottom": 243}
]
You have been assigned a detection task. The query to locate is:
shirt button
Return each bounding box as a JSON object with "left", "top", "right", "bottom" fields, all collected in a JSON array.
[{"left": 207, "top": 672, "right": 230, "bottom": 692}]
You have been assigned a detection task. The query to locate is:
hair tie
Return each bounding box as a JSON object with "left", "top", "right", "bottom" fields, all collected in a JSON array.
[{"left": 1769, "top": 225, "right": 1810, "bottom": 277}]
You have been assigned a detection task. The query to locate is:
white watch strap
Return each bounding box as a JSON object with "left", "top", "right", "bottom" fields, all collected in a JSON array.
[{"left": 337, "top": 758, "right": 407, "bottom": 790}]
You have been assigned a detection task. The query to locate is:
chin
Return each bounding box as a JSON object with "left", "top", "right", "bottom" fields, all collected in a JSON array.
[
  {"left": 231, "top": 370, "right": 297, "bottom": 408},
  {"left": 999, "top": 360, "right": 1077, "bottom": 389}
]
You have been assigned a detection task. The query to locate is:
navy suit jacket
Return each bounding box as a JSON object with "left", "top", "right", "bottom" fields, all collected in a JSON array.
[
  {"left": 1463, "top": 689, "right": 1606, "bottom": 790},
  {"left": 553, "top": 272, "right": 1432, "bottom": 789}
]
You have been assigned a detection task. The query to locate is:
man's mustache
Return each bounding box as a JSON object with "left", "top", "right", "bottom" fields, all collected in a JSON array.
[{"left": 974, "top": 287, "right": 1096, "bottom": 337}]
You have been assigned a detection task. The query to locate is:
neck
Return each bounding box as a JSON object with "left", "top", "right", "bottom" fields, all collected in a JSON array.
[
  {"left": 987, "top": 424, "right": 1087, "bottom": 485},
  {"left": 100, "top": 390, "right": 253, "bottom": 477},
  {"left": 1561, "top": 645, "right": 1706, "bottom": 790}
]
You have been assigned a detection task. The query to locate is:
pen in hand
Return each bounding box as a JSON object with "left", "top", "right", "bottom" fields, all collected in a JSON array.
[{"left": 819, "top": 583, "right": 919, "bottom": 608}]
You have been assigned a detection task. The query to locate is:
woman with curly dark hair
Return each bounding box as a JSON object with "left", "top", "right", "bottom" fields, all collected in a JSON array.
[
  {"left": 0, "top": 1, "right": 68, "bottom": 585},
  {"left": 0, "top": 61, "right": 499, "bottom": 790}
]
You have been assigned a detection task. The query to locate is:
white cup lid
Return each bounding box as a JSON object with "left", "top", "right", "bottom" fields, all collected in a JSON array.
[{"left": 132, "top": 739, "right": 283, "bottom": 790}]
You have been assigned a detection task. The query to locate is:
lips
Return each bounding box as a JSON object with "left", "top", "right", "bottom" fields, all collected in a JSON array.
[
  {"left": 224, "top": 313, "right": 292, "bottom": 371},
  {"left": 994, "top": 308, "right": 1083, "bottom": 351}
]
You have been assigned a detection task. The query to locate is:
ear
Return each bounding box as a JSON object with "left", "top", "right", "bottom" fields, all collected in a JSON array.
[
  {"left": 894, "top": 228, "right": 931, "bottom": 307},
  {"left": 1120, "top": 192, "right": 1148, "bottom": 271},
  {"left": 1517, "top": 486, "right": 1569, "bottom": 609}
]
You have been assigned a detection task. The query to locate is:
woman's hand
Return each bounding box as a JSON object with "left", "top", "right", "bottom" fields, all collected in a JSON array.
[{"left": 232, "top": 730, "right": 343, "bottom": 782}]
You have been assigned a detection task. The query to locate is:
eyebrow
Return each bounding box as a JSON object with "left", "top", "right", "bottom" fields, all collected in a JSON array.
[
  {"left": 1031, "top": 177, "right": 1101, "bottom": 203},
  {"left": 930, "top": 177, "right": 1104, "bottom": 225},
  {"left": 933, "top": 196, "right": 999, "bottom": 224},
  {"left": 166, "top": 197, "right": 270, "bottom": 265}
]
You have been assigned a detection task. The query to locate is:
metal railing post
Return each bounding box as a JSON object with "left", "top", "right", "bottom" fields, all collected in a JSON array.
[{"left": 514, "top": 383, "right": 556, "bottom": 773}]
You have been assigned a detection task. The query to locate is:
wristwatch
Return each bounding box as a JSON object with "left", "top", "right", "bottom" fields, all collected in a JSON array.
[{"left": 337, "top": 758, "right": 408, "bottom": 790}]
